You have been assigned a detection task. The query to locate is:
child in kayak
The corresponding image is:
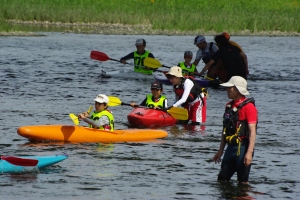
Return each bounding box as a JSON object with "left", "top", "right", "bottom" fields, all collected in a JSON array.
[
  {"left": 130, "top": 81, "right": 168, "bottom": 109},
  {"left": 120, "top": 38, "right": 155, "bottom": 75},
  {"left": 78, "top": 94, "right": 114, "bottom": 131},
  {"left": 177, "top": 51, "right": 198, "bottom": 76}
]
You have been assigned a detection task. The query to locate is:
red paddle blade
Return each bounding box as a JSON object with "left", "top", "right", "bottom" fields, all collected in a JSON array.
[
  {"left": 1, "top": 156, "right": 38, "bottom": 167},
  {"left": 90, "top": 50, "right": 110, "bottom": 61}
]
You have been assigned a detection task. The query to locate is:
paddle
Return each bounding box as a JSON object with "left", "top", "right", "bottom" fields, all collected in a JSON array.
[
  {"left": 69, "top": 106, "right": 93, "bottom": 125},
  {"left": 90, "top": 50, "right": 160, "bottom": 69},
  {"left": 107, "top": 96, "right": 188, "bottom": 120},
  {"left": 144, "top": 57, "right": 171, "bottom": 69},
  {"left": 144, "top": 57, "right": 214, "bottom": 80},
  {"left": 1, "top": 156, "right": 38, "bottom": 167}
]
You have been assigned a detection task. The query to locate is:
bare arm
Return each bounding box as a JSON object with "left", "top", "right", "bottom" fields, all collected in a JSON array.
[
  {"left": 212, "top": 133, "right": 226, "bottom": 163},
  {"left": 244, "top": 123, "right": 256, "bottom": 166},
  {"left": 193, "top": 58, "right": 201, "bottom": 66},
  {"left": 194, "top": 59, "right": 215, "bottom": 77}
]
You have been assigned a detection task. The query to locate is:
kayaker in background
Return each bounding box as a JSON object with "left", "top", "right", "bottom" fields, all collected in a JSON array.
[
  {"left": 222, "top": 32, "right": 249, "bottom": 75},
  {"left": 177, "top": 51, "right": 198, "bottom": 76},
  {"left": 120, "top": 38, "right": 155, "bottom": 75},
  {"left": 212, "top": 76, "right": 257, "bottom": 184},
  {"left": 166, "top": 66, "right": 207, "bottom": 125},
  {"left": 130, "top": 81, "right": 168, "bottom": 109},
  {"left": 78, "top": 94, "right": 114, "bottom": 131},
  {"left": 196, "top": 34, "right": 248, "bottom": 82}
]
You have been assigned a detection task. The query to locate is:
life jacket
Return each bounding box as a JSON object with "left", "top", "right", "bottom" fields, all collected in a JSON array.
[
  {"left": 133, "top": 51, "right": 153, "bottom": 75},
  {"left": 178, "top": 62, "right": 196, "bottom": 75},
  {"left": 89, "top": 110, "right": 114, "bottom": 131},
  {"left": 174, "top": 78, "right": 207, "bottom": 105},
  {"left": 223, "top": 98, "right": 255, "bottom": 146},
  {"left": 145, "top": 94, "right": 166, "bottom": 108},
  {"left": 202, "top": 42, "right": 216, "bottom": 64}
]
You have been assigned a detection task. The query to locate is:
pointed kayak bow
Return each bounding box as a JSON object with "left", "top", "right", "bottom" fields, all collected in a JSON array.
[
  {"left": 107, "top": 96, "right": 188, "bottom": 120},
  {"left": 1, "top": 156, "right": 38, "bottom": 167}
]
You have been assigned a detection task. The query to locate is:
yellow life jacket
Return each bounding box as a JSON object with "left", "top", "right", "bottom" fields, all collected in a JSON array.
[
  {"left": 89, "top": 110, "right": 114, "bottom": 131},
  {"left": 133, "top": 51, "right": 153, "bottom": 75},
  {"left": 178, "top": 62, "right": 197, "bottom": 75},
  {"left": 145, "top": 94, "right": 166, "bottom": 109}
]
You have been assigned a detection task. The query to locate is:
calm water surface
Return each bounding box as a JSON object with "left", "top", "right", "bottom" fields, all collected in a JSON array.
[{"left": 0, "top": 33, "right": 300, "bottom": 199}]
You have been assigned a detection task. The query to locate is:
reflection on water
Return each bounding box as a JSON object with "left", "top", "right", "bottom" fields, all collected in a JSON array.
[{"left": 0, "top": 33, "right": 300, "bottom": 199}]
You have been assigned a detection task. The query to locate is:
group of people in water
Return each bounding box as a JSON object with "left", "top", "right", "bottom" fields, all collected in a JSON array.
[{"left": 76, "top": 32, "right": 258, "bottom": 185}]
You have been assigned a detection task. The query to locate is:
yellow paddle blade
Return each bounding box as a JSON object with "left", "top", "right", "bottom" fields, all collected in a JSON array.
[
  {"left": 204, "top": 76, "right": 215, "bottom": 81},
  {"left": 108, "top": 96, "right": 122, "bottom": 107},
  {"left": 87, "top": 106, "right": 93, "bottom": 114},
  {"left": 69, "top": 113, "right": 79, "bottom": 125},
  {"left": 144, "top": 57, "right": 162, "bottom": 69},
  {"left": 167, "top": 107, "right": 188, "bottom": 120}
]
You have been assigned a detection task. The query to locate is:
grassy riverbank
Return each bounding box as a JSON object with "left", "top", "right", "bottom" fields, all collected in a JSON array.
[{"left": 1, "top": 0, "right": 299, "bottom": 36}]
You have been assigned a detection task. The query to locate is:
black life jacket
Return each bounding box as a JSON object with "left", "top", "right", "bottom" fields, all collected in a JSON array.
[
  {"left": 223, "top": 98, "right": 255, "bottom": 145},
  {"left": 202, "top": 42, "right": 215, "bottom": 64},
  {"left": 174, "top": 78, "right": 205, "bottom": 105}
]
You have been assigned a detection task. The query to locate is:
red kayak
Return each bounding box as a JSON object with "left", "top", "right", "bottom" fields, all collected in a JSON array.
[{"left": 127, "top": 107, "right": 177, "bottom": 128}]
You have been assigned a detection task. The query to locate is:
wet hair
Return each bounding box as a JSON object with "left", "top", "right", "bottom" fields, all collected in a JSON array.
[{"left": 214, "top": 34, "right": 230, "bottom": 46}]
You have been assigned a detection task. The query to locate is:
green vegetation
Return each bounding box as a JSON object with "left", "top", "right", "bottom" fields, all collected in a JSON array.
[{"left": 0, "top": 0, "right": 299, "bottom": 34}]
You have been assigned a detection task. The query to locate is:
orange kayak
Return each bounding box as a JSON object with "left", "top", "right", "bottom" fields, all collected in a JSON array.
[
  {"left": 127, "top": 107, "right": 177, "bottom": 128},
  {"left": 17, "top": 125, "right": 168, "bottom": 143}
]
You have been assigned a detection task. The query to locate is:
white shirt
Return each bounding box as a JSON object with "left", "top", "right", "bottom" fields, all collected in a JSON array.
[
  {"left": 173, "top": 79, "right": 194, "bottom": 107},
  {"left": 195, "top": 42, "right": 218, "bottom": 60}
]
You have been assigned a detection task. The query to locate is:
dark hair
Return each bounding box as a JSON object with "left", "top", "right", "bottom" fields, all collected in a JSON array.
[{"left": 214, "top": 34, "right": 229, "bottom": 46}]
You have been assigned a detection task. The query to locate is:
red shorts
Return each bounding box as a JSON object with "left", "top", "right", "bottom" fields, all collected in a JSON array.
[{"left": 184, "top": 95, "right": 206, "bottom": 123}]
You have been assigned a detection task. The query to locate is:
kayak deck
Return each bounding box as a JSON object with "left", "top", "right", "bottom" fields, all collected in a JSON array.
[
  {"left": 127, "top": 107, "right": 177, "bottom": 128},
  {"left": 0, "top": 154, "right": 68, "bottom": 173},
  {"left": 17, "top": 125, "right": 168, "bottom": 143}
]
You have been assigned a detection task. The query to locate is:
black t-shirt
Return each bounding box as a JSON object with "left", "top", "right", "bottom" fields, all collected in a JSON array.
[{"left": 212, "top": 44, "right": 247, "bottom": 81}]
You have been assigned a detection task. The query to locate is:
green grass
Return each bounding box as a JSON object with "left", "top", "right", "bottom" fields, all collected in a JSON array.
[{"left": 0, "top": 0, "right": 299, "bottom": 33}]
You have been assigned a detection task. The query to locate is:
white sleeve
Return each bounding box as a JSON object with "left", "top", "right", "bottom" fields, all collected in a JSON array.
[
  {"left": 195, "top": 49, "right": 203, "bottom": 60},
  {"left": 164, "top": 99, "right": 168, "bottom": 108},
  {"left": 173, "top": 79, "right": 194, "bottom": 107},
  {"left": 98, "top": 115, "right": 110, "bottom": 126}
]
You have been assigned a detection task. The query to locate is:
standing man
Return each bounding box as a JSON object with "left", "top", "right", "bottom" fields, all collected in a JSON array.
[
  {"left": 192, "top": 35, "right": 220, "bottom": 80},
  {"left": 212, "top": 76, "right": 258, "bottom": 184},
  {"left": 120, "top": 38, "right": 155, "bottom": 75}
]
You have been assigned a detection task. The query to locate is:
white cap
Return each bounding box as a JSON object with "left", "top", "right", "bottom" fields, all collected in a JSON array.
[
  {"left": 94, "top": 94, "right": 109, "bottom": 103},
  {"left": 220, "top": 76, "right": 250, "bottom": 95},
  {"left": 166, "top": 66, "right": 183, "bottom": 78},
  {"left": 194, "top": 35, "right": 206, "bottom": 45}
]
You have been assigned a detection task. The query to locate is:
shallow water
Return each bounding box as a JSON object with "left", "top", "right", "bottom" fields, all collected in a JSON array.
[{"left": 0, "top": 33, "right": 300, "bottom": 199}]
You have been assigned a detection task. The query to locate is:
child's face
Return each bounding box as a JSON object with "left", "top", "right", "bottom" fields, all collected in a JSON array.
[
  {"left": 151, "top": 88, "right": 162, "bottom": 99},
  {"left": 184, "top": 56, "right": 192, "bottom": 62},
  {"left": 95, "top": 101, "right": 107, "bottom": 112}
]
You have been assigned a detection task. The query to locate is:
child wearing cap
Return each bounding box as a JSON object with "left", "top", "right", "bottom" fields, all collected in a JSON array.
[
  {"left": 177, "top": 51, "right": 198, "bottom": 76},
  {"left": 130, "top": 81, "right": 168, "bottom": 109},
  {"left": 120, "top": 38, "right": 155, "bottom": 75},
  {"left": 78, "top": 94, "right": 114, "bottom": 131},
  {"left": 166, "top": 66, "right": 207, "bottom": 125}
]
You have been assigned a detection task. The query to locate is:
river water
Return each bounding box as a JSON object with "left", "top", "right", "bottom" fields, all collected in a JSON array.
[{"left": 0, "top": 33, "right": 300, "bottom": 199}]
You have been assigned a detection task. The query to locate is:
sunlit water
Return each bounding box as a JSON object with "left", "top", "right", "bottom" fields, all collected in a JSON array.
[{"left": 0, "top": 33, "right": 300, "bottom": 199}]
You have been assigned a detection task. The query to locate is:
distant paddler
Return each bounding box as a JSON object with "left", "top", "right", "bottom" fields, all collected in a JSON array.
[{"left": 120, "top": 38, "right": 155, "bottom": 75}]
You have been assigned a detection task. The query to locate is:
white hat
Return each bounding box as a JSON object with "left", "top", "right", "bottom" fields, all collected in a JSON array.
[
  {"left": 94, "top": 94, "right": 109, "bottom": 103},
  {"left": 194, "top": 35, "right": 206, "bottom": 45},
  {"left": 135, "top": 38, "right": 145, "bottom": 46},
  {"left": 166, "top": 66, "right": 183, "bottom": 78},
  {"left": 220, "top": 76, "right": 250, "bottom": 95}
]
